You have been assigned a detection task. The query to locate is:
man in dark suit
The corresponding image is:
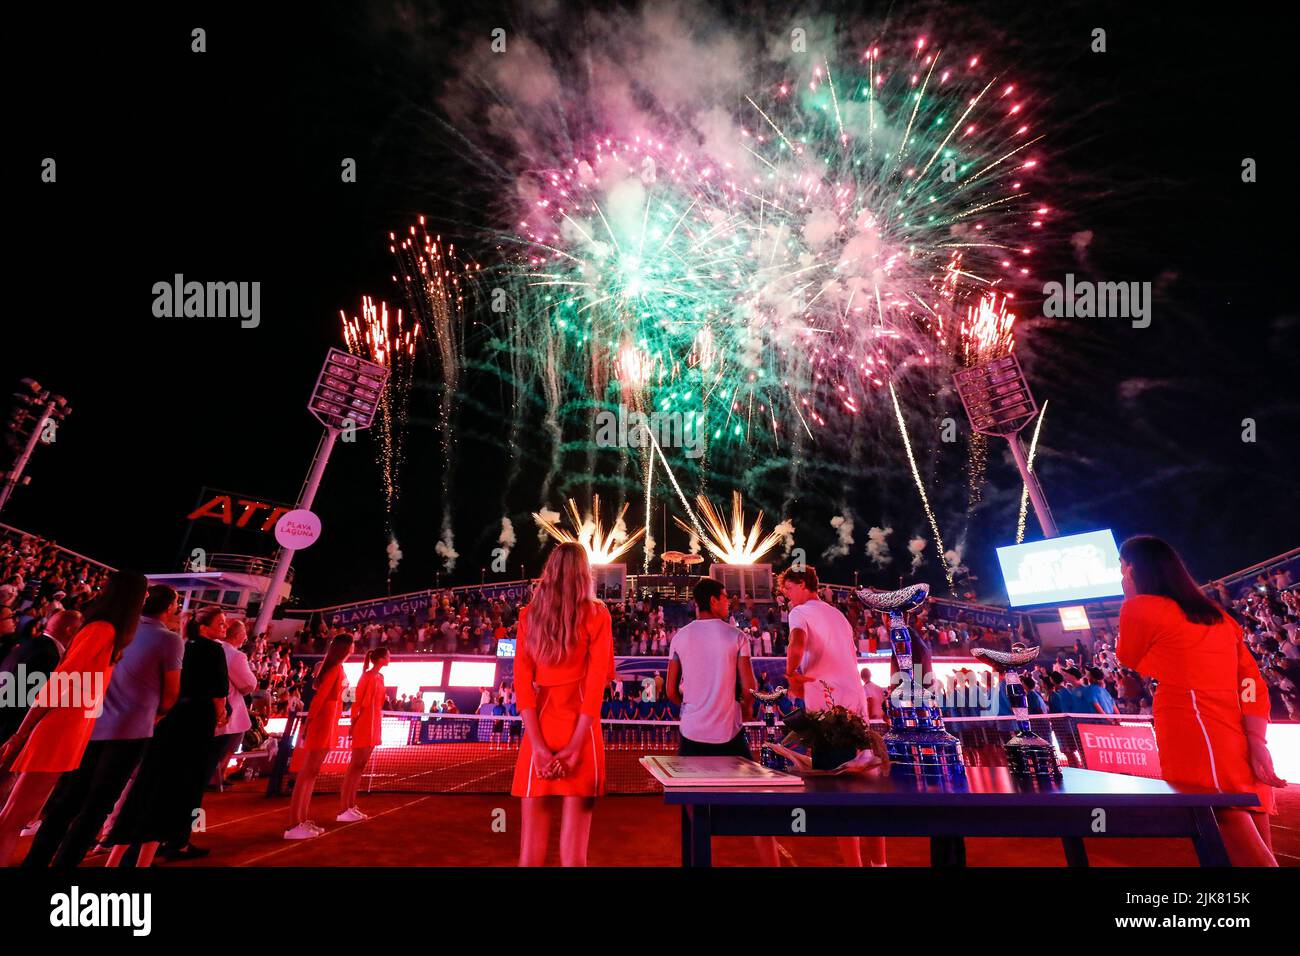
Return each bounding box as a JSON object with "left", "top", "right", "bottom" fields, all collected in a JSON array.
[{"left": 0, "top": 608, "right": 83, "bottom": 744}]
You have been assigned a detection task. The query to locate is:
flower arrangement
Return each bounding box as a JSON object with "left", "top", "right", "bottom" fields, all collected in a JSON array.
[{"left": 777, "top": 681, "right": 890, "bottom": 773}]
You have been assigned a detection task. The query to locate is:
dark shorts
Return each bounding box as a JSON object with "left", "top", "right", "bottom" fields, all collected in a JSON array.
[{"left": 678, "top": 730, "right": 753, "bottom": 759}]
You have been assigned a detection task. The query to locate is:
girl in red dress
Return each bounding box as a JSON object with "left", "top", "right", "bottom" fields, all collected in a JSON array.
[
  {"left": 1117, "top": 536, "right": 1286, "bottom": 867},
  {"left": 0, "top": 569, "right": 147, "bottom": 866},
  {"left": 338, "top": 646, "right": 388, "bottom": 822},
  {"left": 285, "top": 633, "right": 353, "bottom": 840},
  {"left": 511, "top": 542, "right": 613, "bottom": 866}
]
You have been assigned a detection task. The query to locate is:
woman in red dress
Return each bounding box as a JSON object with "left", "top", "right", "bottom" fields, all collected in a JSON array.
[
  {"left": 284, "top": 632, "right": 353, "bottom": 840},
  {"left": 0, "top": 569, "right": 147, "bottom": 866},
  {"left": 1117, "top": 536, "right": 1285, "bottom": 866},
  {"left": 338, "top": 646, "right": 388, "bottom": 822},
  {"left": 511, "top": 542, "right": 613, "bottom": 866}
]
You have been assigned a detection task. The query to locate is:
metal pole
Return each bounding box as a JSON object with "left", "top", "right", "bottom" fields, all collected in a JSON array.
[
  {"left": 253, "top": 427, "right": 339, "bottom": 637},
  {"left": 0, "top": 398, "right": 56, "bottom": 514},
  {"left": 1007, "top": 432, "right": 1058, "bottom": 539}
]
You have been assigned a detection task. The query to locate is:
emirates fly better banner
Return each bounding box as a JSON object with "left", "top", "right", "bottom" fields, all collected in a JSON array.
[{"left": 1076, "top": 722, "right": 1162, "bottom": 779}]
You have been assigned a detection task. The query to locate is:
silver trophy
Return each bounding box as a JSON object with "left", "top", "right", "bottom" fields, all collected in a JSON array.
[
  {"left": 970, "top": 644, "right": 1061, "bottom": 779},
  {"left": 752, "top": 686, "right": 790, "bottom": 771},
  {"left": 857, "top": 583, "right": 965, "bottom": 777}
]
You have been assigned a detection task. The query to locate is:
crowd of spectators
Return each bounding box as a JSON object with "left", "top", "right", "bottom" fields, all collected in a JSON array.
[
  {"left": 289, "top": 583, "right": 1029, "bottom": 664},
  {"left": 1218, "top": 568, "right": 1299, "bottom": 719},
  {"left": 1, "top": 530, "right": 111, "bottom": 646},
  {"left": 5, "top": 526, "right": 1297, "bottom": 725}
]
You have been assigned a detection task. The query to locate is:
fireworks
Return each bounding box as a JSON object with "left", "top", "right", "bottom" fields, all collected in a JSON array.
[
  {"left": 533, "top": 495, "right": 646, "bottom": 565},
  {"left": 674, "top": 491, "right": 786, "bottom": 566},
  {"left": 505, "top": 37, "right": 1044, "bottom": 456},
  {"left": 958, "top": 293, "right": 1018, "bottom": 367},
  {"left": 341, "top": 296, "right": 418, "bottom": 519},
  {"left": 405, "top": 11, "right": 1064, "bottom": 583},
  {"left": 1016, "top": 400, "right": 1048, "bottom": 544},
  {"left": 956, "top": 292, "right": 1018, "bottom": 515},
  {"left": 388, "top": 216, "right": 480, "bottom": 568},
  {"left": 389, "top": 216, "right": 478, "bottom": 426}
]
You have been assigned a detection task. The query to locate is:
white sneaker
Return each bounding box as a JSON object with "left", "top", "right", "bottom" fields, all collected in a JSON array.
[
  {"left": 305, "top": 820, "right": 325, "bottom": 834},
  {"left": 20, "top": 821, "right": 41, "bottom": 837},
  {"left": 284, "top": 822, "right": 321, "bottom": 840},
  {"left": 336, "top": 807, "right": 366, "bottom": 823}
]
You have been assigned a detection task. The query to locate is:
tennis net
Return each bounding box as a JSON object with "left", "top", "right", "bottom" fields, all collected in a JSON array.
[{"left": 265, "top": 711, "right": 1155, "bottom": 796}]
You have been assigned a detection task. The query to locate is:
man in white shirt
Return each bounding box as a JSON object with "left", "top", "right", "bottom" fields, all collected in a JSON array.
[
  {"left": 666, "top": 578, "right": 779, "bottom": 867},
  {"left": 782, "top": 569, "right": 868, "bottom": 715},
  {"left": 781, "top": 566, "right": 884, "bottom": 866},
  {"left": 212, "top": 618, "right": 258, "bottom": 789},
  {"left": 860, "top": 667, "right": 886, "bottom": 721}
]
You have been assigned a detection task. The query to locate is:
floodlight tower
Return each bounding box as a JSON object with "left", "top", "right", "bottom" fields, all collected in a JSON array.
[
  {"left": 252, "top": 349, "right": 390, "bottom": 637},
  {"left": 0, "top": 379, "right": 72, "bottom": 515},
  {"left": 953, "top": 354, "right": 1058, "bottom": 539}
]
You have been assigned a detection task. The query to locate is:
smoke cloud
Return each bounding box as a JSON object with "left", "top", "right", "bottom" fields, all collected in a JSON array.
[
  {"left": 866, "top": 525, "right": 893, "bottom": 568},
  {"left": 822, "top": 514, "right": 854, "bottom": 560}
]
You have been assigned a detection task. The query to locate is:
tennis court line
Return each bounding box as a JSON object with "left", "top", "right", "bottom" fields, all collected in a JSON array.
[{"left": 236, "top": 795, "right": 435, "bottom": 866}]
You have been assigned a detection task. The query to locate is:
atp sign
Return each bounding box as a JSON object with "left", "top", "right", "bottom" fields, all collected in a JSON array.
[{"left": 187, "top": 494, "right": 292, "bottom": 533}]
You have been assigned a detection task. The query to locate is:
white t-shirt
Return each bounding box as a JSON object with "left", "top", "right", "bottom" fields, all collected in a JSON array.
[
  {"left": 669, "top": 618, "right": 750, "bottom": 744},
  {"left": 788, "top": 599, "right": 868, "bottom": 715},
  {"left": 222, "top": 642, "right": 258, "bottom": 736},
  {"left": 862, "top": 680, "right": 886, "bottom": 721}
]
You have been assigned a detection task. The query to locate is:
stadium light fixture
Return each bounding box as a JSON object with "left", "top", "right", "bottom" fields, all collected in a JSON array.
[{"left": 953, "top": 354, "right": 1058, "bottom": 538}]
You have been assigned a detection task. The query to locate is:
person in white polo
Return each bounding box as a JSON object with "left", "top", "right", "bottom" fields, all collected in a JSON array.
[
  {"left": 666, "top": 577, "right": 779, "bottom": 867},
  {"left": 781, "top": 566, "right": 885, "bottom": 867}
]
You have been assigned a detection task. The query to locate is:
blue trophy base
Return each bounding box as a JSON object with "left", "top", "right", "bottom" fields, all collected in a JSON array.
[
  {"left": 1005, "top": 732, "right": 1063, "bottom": 779},
  {"left": 885, "top": 728, "right": 966, "bottom": 778}
]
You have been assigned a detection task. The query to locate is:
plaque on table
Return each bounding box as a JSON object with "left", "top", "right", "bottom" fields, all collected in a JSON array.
[{"left": 639, "top": 755, "right": 805, "bottom": 787}]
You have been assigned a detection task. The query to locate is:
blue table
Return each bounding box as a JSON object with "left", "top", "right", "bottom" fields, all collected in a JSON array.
[{"left": 662, "top": 765, "right": 1258, "bottom": 867}]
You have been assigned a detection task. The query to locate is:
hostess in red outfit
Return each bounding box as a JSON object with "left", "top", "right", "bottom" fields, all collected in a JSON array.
[
  {"left": 12, "top": 621, "right": 117, "bottom": 774},
  {"left": 302, "top": 663, "right": 345, "bottom": 751},
  {"left": 1118, "top": 594, "right": 1274, "bottom": 815},
  {"left": 510, "top": 600, "right": 614, "bottom": 798},
  {"left": 350, "top": 668, "right": 385, "bottom": 749}
]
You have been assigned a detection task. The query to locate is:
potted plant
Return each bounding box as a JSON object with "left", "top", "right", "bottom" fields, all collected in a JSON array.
[{"left": 779, "top": 681, "right": 888, "bottom": 772}]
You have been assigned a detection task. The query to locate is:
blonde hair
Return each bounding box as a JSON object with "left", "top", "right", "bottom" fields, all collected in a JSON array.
[{"left": 526, "top": 542, "right": 596, "bottom": 667}]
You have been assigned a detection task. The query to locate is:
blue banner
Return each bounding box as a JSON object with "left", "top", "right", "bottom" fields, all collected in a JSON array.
[
  {"left": 413, "top": 715, "right": 510, "bottom": 744},
  {"left": 928, "top": 598, "right": 1017, "bottom": 631},
  {"left": 321, "top": 592, "right": 434, "bottom": 627}
]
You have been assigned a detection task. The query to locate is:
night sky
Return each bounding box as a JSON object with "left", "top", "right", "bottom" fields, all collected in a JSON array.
[{"left": 6, "top": 1, "right": 1297, "bottom": 608}]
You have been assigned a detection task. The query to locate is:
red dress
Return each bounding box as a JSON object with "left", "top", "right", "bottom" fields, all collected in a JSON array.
[
  {"left": 510, "top": 601, "right": 614, "bottom": 798},
  {"left": 350, "top": 669, "right": 384, "bottom": 749},
  {"left": 13, "top": 621, "right": 116, "bottom": 774},
  {"left": 1118, "top": 595, "right": 1275, "bottom": 815},
  {"left": 302, "top": 664, "right": 344, "bottom": 751}
]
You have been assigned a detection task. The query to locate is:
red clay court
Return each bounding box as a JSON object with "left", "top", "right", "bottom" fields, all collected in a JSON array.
[{"left": 31, "top": 781, "right": 1297, "bottom": 868}]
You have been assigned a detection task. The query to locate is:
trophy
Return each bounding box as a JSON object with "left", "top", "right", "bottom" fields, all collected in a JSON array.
[
  {"left": 970, "top": 644, "right": 1062, "bottom": 779},
  {"left": 752, "top": 686, "right": 790, "bottom": 771},
  {"left": 856, "top": 583, "right": 965, "bottom": 777}
]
